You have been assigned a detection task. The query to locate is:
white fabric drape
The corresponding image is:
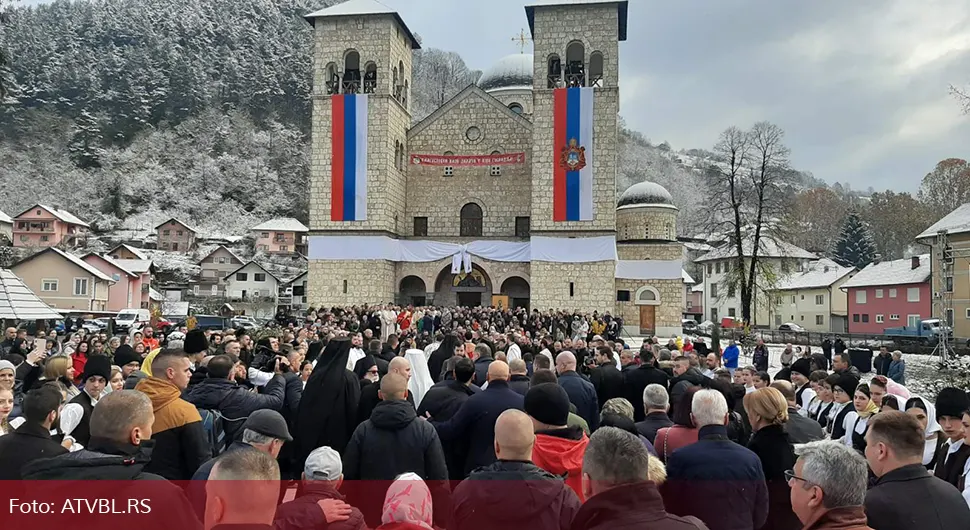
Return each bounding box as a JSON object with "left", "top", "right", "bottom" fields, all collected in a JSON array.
[
  {"left": 615, "top": 259, "right": 684, "bottom": 280},
  {"left": 529, "top": 235, "right": 617, "bottom": 263}
]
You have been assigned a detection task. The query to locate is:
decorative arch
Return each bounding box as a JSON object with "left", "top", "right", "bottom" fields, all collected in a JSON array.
[
  {"left": 343, "top": 50, "right": 361, "bottom": 93},
  {"left": 508, "top": 102, "right": 524, "bottom": 114},
  {"left": 547, "top": 54, "right": 562, "bottom": 88},
  {"left": 589, "top": 52, "right": 604, "bottom": 87},
  {"left": 634, "top": 286, "right": 661, "bottom": 306},
  {"left": 434, "top": 263, "right": 493, "bottom": 307},
  {"left": 499, "top": 276, "right": 531, "bottom": 310},
  {"left": 325, "top": 62, "right": 340, "bottom": 95},
  {"left": 363, "top": 62, "right": 377, "bottom": 94},
  {"left": 399, "top": 275, "right": 427, "bottom": 306},
  {"left": 460, "top": 202, "right": 483, "bottom": 237},
  {"left": 403, "top": 79, "right": 409, "bottom": 107},
  {"left": 565, "top": 41, "right": 586, "bottom": 87},
  {"left": 394, "top": 141, "right": 401, "bottom": 170},
  {"left": 489, "top": 149, "right": 503, "bottom": 177}
]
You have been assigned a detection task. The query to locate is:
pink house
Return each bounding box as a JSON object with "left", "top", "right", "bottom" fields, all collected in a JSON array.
[
  {"left": 841, "top": 255, "right": 931, "bottom": 334},
  {"left": 251, "top": 218, "right": 309, "bottom": 254},
  {"left": 12, "top": 204, "right": 89, "bottom": 248},
  {"left": 83, "top": 254, "right": 154, "bottom": 311}
]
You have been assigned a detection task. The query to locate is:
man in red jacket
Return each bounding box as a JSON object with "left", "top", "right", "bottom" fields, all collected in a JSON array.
[{"left": 526, "top": 383, "right": 589, "bottom": 501}]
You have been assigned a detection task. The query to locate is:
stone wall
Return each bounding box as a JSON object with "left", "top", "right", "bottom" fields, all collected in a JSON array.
[
  {"left": 406, "top": 89, "right": 533, "bottom": 238},
  {"left": 615, "top": 278, "right": 684, "bottom": 337},
  {"left": 307, "top": 260, "right": 396, "bottom": 307},
  {"left": 397, "top": 258, "right": 531, "bottom": 306},
  {"left": 616, "top": 206, "right": 678, "bottom": 242},
  {"left": 617, "top": 241, "right": 683, "bottom": 261},
  {"left": 531, "top": 261, "right": 615, "bottom": 312}
]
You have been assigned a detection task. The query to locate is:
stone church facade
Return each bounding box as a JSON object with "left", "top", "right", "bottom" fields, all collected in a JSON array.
[{"left": 305, "top": 0, "right": 685, "bottom": 336}]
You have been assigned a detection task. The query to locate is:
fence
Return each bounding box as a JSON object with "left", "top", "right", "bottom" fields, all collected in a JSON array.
[{"left": 716, "top": 328, "right": 968, "bottom": 356}]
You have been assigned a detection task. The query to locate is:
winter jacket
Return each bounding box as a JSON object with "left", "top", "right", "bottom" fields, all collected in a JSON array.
[
  {"left": 356, "top": 380, "right": 415, "bottom": 426},
  {"left": 747, "top": 424, "right": 800, "bottom": 530},
  {"left": 432, "top": 380, "right": 524, "bottom": 476},
  {"left": 67, "top": 389, "right": 97, "bottom": 447},
  {"left": 343, "top": 399, "right": 449, "bottom": 528},
  {"left": 274, "top": 482, "right": 366, "bottom": 530},
  {"left": 0, "top": 421, "right": 68, "bottom": 480},
  {"left": 453, "top": 460, "right": 581, "bottom": 530},
  {"left": 184, "top": 375, "right": 285, "bottom": 445},
  {"left": 801, "top": 506, "right": 873, "bottom": 530},
  {"left": 786, "top": 406, "right": 824, "bottom": 444},
  {"left": 589, "top": 363, "right": 624, "bottom": 410},
  {"left": 416, "top": 378, "right": 480, "bottom": 480},
  {"left": 558, "top": 371, "right": 599, "bottom": 431},
  {"left": 753, "top": 345, "right": 769, "bottom": 372},
  {"left": 623, "top": 364, "right": 670, "bottom": 422},
  {"left": 669, "top": 368, "right": 707, "bottom": 410},
  {"left": 135, "top": 377, "right": 210, "bottom": 481},
  {"left": 873, "top": 353, "right": 892, "bottom": 376},
  {"left": 532, "top": 425, "right": 589, "bottom": 501},
  {"left": 722, "top": 344, "right": 740, "bottom": 369},
  {"left": 662, "top": 424, "right": 769, "bottom": 530},
  {"left": 636, "top": 411, "right": 674, "bottom": 445},
  {"left": 508, "top": 373, "right": 531, "bottom": 396},
  {"left": 572, "top": 481, "right": 706, "bottom": 530},
  {"left": 887, "top": 360, "right": 905, "bottom": 385},
  {"left": 473, "top": 356, "right": 494, "bottom": 387},
  {"left": 865, "top": 463, "right": 970, "bottom": 530}
]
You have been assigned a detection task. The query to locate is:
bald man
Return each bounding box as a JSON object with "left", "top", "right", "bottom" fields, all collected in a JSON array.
[
  {"left": 432, "top": 360, "right": 526, "bottom": 476},
  {"left": 356, "top": 356, "right": 414, "bottom": 426},
  {"left": 508, "top": 359, "right": 531, "bottom": 396},
  {"left": 205, "top": 447, "right": 280, "bottom": 529},
  {"left": 343, "top": 373, "right": 448, "bottom": 528},
  {"left": 452, "top": 409, "right": 582, "bottom": 529},
  {"left": 556, "top": 351, "right": 600, "bottom": 430}
]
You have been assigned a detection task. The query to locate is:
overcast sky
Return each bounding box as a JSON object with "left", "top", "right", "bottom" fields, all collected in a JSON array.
[{"left": 18, "top": 0, "right": 970, "bottom": 192}]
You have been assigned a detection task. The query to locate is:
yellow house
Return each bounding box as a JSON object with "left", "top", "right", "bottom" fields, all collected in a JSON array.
[
  {"left": 916, "top": 203, "right": 970, "bottom": 337},
  {"left": 768, "top": 258, "right": 856, "bottom": 332}
]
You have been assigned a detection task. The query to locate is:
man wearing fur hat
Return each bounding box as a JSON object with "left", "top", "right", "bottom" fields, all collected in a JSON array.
[
  {"left": 932, "top": 387, "right": 970, "bottom": 505},
  {"left": 68, "top": 354, "right": 112, "bottom": 447}
]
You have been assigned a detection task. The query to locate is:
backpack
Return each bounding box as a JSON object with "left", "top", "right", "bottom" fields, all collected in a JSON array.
[{"left": 197, "top": 408, "right": 228, "bottom": 456}]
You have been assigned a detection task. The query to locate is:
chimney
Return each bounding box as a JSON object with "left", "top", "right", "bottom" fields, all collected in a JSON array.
[
  {"left": 824, "top": 265, "right": 830, "bottom": 273},
  {"left": 911, "top": 256, "right": 920, "bottom": 270}
]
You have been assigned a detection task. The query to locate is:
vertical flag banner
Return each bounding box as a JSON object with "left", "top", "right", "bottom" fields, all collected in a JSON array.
[
  {"left": 553, "top": 87, "right": 594, "bottom": 222},
  {"left": 331, "top": 94, "right": 369, "bottom": 221}
]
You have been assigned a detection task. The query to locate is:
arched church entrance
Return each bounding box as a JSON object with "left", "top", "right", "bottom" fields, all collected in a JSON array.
[
  {"left": 433, "top": 264, "right": 492, "bottom": 307},
  {"left": 399, "top": 276, "right": 427, "bottom": 307},
  {"left": 500, "top": 277, "right": 530, "bottom": 310}
]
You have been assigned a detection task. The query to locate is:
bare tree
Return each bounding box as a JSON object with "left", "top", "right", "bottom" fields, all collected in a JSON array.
[
  {"left": 951, "top": 84, "right": 970, "bottom": 115},
  {"left": 918, "top": 158, "right": 970, "bottom": 213}
]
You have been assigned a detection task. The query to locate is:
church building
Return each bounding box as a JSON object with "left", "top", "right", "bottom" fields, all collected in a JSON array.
[{"left": 304, "top": 0, "right": 685, "bottom": 336}]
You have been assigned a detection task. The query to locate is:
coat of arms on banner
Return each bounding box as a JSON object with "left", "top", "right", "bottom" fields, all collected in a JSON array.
[{"left": 560, "top": 138, "right": 587, "bottom": 171}]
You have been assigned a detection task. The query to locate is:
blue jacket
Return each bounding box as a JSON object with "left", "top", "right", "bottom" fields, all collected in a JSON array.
[
  {"left": 432, "top": 380, "right": 524, "bottom": 476},
  {"left": 887, "top": 359, "right": 905, "bottom": 385},
  {"left": 662, "top": 425, "right": 768, "bottom": 530},
  {"left": 558, "top": 371, "right": 599, "bottom": 431},
  {"left": 722, "top": 344, "right": 740, "bottom": 369}
]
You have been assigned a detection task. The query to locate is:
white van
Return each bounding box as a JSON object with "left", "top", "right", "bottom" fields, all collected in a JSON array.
[{"left": 116, "top": 309, "right": 151, "bottom": 332}]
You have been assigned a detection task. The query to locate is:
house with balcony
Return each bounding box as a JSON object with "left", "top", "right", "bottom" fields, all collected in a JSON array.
[
  {"left": 280, "top": 272, "right": 309, "bottom": 312},
  {"left": 695, "top": 236, "right": 817, "bottom": 327},
  {"left": 0, "top": 209, "right": 12, "bottom": 244},
  {"left": 107, "top": 243, "right": 149, "bottom": 261},
  {"left": 768, "top": 258, "right": 856, "bottom": 333},
  {"left": 12, "top": 205, "right": 89, "bottom": 248},
  {"left": 155, "top": 218, "right": 198, "bottom": 252},
  {"left": 196, "top": 245, "right": 246, "bottom": 297},
  {"left": 82, "top": 254, "right": 153, "bottom": 311},
  {"left": 11, "top": 248, "right": 114, "bottom": 311},
  {"left": 916, "top": 203, "right": 970, "bottom": 336},
  {"left": 841, "top": 255, "right": 931, "bottom": 334},
  {"left": 251, "top": 218, "right": 309, "bottom": 254},
  {"left": 223, "top": 261, "right": 281, "bottom": 316}
]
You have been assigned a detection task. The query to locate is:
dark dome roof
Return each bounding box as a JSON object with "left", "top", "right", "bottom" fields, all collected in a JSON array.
[
  {"left": 478, "top": 54, "right": 534, "bottom": 92},
  {"left": 618, "top": 181, "right": 675, "bottom": 207}
]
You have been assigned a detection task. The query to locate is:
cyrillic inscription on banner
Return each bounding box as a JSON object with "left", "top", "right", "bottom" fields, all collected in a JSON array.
[{"left": 410, "top": 153, "right": 527, "bottom": 166}]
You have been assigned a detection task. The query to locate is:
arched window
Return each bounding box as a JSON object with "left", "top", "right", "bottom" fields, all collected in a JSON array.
[
  {"left": 392, "top": 66, "right": 399, "bottom": 95},
  {"left": 343, "top": 51, "right": 361, "bottom": 93},
  {"left": 403, "top": 80, "right": 409, "bottom": 107},
  {"left": 589, "top": 52, "right": 604, "bottom": 87},
  {"left": 565, "top": 42, "right": 585, "bottom": 87},
  {"left": 490, "top": 150, "right": 502, "bottom": 177},
  {"left": 394, "top": 141, "right": 400, "bottom": 170},
  {"left": 460, "top": 203, "right": 483, "bottom": 237},
  {"left": 443, "top": 151, "right": 454, "bottom": 177},
  {"left": 634, "top": 286, "right": 661, "bottom": 306},
  {"left": 547, "top": 54, "right": 562, "bottom": 88},
  {"left": 325, "top": 63, "right": 340, "bottom": 95},
  {"left": 363, "top": 62, "right": 377, "bottom": 94},
  {"left": 508, "top": 102, "right": 524, "bottom": 114},
  {"left": 396, "top": 60, "right": 406, "bottom": 101},
  {"left": 399, "top": 140, "right": 407, "bottom": 170}
]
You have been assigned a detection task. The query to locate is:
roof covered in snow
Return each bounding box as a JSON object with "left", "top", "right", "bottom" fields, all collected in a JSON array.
[
  {"left": 682, "top": 270, "right": 695, "bottom": 284},
  {"left": 0, "top": 269, "right": 63, "bottom": 320},
  {"left": 916, "top": 203, "right": 970, "bottom": 241},
  {"left": 107, "top": 243, "right": 149, "bottom": 260},
  {"left": 618, "top": 181, "right": 675, "bottom": 208},
  {"left": 695, "top": 238, "right": 816, "bottom": 262},
  {"left": 841, "top": 254, "right": 931, "bottom": 289},
  {"left": 224, "top": 261, "right": 282, "bottom": 283},
  {"left": 775, "top": 258, "right": 856, "bottom": 290},
  {"left": 112, "top": 259, "right": 153, "bottom": 274},
  {"left": 478, "top": 54, "right": 534, "bottom": 92},
  {"left": 251, "top": 218, "right": 309, "bottom": 233},
  {"left": 305, "top": 0, "right": 421, "bottom": 49},
  {"left": 0, "top": 209, "right": 11, "bottom": 224},
  {"left": 14, "top": 204, "right": 90, "bottom": 228},
  {"left": 154, "top": 217, "right": 197, "bottom": 233},
  {"left": 526, "top": 0, "right": 629, "bottom": 41}
]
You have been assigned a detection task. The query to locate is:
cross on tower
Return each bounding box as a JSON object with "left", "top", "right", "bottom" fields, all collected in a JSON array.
[{"left": 512, "top": 28, "right": 532, "bottom": 54}]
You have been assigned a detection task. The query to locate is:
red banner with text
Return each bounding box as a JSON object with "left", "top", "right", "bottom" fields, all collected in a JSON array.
[{"left": 409, "top": 152, "right": 526, "bottom": 166}]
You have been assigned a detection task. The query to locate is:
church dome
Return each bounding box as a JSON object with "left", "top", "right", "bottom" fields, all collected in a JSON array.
[
  {"left": 478, "top": 53, "right": 534, "bottom": 92},
  {"left": 618, "top": 181, "right": 675, "bottom": 208}
]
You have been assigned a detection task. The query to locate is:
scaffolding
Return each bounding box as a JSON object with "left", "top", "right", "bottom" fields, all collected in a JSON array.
[{"left": 932, "top": 230, "right": 956, "bottom": 362}]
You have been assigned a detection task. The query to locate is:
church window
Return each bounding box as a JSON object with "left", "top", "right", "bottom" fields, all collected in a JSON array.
[
  {"left": 589, "top": 52, "right": 604, "bottom": 87},
  {"left": 403, "top": 80, "right": 409, "bottom": 107},
  {"left": 465, "top": 126, "right": 482, "bottom": 142},
  {"left": 547, "top": 55, "right": 562, "bottom": 88},
  {"left": 443, "top": 151, "right": 454, "bottom": 177},
  {"left": 325, "top": 63, "right": 340, "bottom": 95},
  {"left": 396, "top": 60, "right": 405, "bottom": 101},
  {"left": 413, "top": 217, "right": 428, "bottom": 237},
  {"left": 508, "top": 102, "right": 524, "bottom": 114},
  {"left": 394, "top": 142, "right": 400, "bottom": 170},
  {"left": 515, "top": 216, "right": 530, "bottom": 238},
  {"left": 460, "top": 203, "right": 483, "bottom": 237},
  {"left": 565, "top": 42, "right": 586, "bottom": 87},
  {"left": 490, "top": 150, "right": 502, "bottom": 176},
  {"left": 342, "top": 50, "right": 361, "bottom": 94},
  {"left": 363, "top": 62, "right": 377, "bottom": 94},
  {"left": 392, "top": 67, "right": 399, "bottom": 95}
]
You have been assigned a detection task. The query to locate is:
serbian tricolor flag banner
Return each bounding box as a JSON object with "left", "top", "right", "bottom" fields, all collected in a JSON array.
[
  {"left": 331, "top": 94, "right": 368, "bottom": 221},
  {"left": 553, "top": 87, "right": 594, "bottom": 222}
]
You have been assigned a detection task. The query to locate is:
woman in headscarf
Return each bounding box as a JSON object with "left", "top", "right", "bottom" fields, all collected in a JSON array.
[
  {"left": 405, "top": 349, "right": 434, "bottom": 411},
  {"left": 294, "top": 337, "right": 361, "bottom": 466},
  {"left": 378, "top": 472, "right": 434, "bottom": 530},
  {"left": 427, "top": 334, "right": 461, "bottom": 384},
  {"left": 840, "top": 382, "right": 879, "bottom": 452},
  {"left": 904, "top": 396, "right": 945, "bottom": 469}
]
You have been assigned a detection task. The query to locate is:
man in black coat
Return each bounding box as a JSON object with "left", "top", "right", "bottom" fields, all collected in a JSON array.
[
  {"left": 864, "top": 411, "right": 970, "bottom": 530},
  {"left": 668, "top": 356, "right": 706, "bottom": 411},
  {"left": 555, "top": 351, "right": 599, "bottom": 431},
  {"left": 770, "top": 381, "right": 823, "bottom": 444},
  {"left": 472, "top": 343, "right": 495, "bottom": 387},
  {"left": 68, "top": 354, "right": 112, "bottom": 447},
  {"left": 418, "top": 357, "right": 480, "bottom": 480},
  {"left": 873, "top": 346, "right": 893, "bottom": 377},
  {"left": 452, "top": 409, "right": 581, "bottom": 530},
  {"left": 0, "top": 385, "right": 67, "bottom": 480},
  {"left": 634, "top": 383, "right": 673, "bottom": 445},
  {"left": 356, "top": 356, "right": 414, "bottom": 426},
  {"left": 589, "top": 345, "right": 624, "bottom": 409},
  {"left": 507, "top": 359, "right": 532, "bottom": 395},
  {"left": 342, "top": 373, "right": 448, "bottom": 528},
  {"left": 623, "top": 349, "right": 670, "bottom": 422}
]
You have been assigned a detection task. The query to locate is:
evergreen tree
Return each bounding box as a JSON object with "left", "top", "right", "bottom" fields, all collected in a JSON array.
[
  {"left": 68, "top": 109, "right": 104, "bottom": 168},
  {"left": 834, "top": 211, "right": 877, "bottom": 269}
]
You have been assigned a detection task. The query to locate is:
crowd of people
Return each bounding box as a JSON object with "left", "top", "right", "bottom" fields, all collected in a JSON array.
[{"left": 0, "top": 304, "right": 966, "bottom": 530}]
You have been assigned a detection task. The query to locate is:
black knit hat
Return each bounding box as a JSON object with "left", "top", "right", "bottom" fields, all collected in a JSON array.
[
  {"left": 113, "top": 345, "right": 141, "bottom": 368},
  {"left": 835, "top": 373, "right": 859, "bottom": 396},
  {"left": 184, "top": 329, "right": 209, "bottom": 355},
  {"left": 935, "top": 387, "right": 970, "bottom": 420},
  {"left": 525, "top": 383, "right": 571, "bottom": 427},
  {"left": 791, "top": 358, "right": 812, "bottom": 379},
  {"left": 81, "top": 355, "right": 112, "bottom": 383}
]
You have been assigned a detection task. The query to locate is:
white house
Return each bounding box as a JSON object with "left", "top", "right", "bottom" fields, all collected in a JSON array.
[
  {"left": 0, "top": 209, "right": 12, "bottom": 243},
  {"left": 223, "top": 261, "right": 281, "bottom": 303},
  {"left": 769, "top": 258, "right": 856, "bottom": 332},
  {"left": 281, "top": 272, "right": 308, "bottom": 312}
]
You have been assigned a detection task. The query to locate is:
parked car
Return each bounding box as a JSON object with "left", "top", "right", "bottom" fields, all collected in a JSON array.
[
  {"left": 231, "top": 316, "right": 259, "bottom": 330},
  {"left": 116, "top": 309, "right": 151, "bottom": 332},
  {"left": 81, "top": 318, "right": 109, "bottom": 334},
  {"left": 697, "top": 320, "right": 715, "bottom": 336},
  {"left": 682, "top": 319, "right": 698, "bottom": 334},
  {"left": 179, "top": 315, "right": 231, "bottom": 332},
  {"left": 778, "top": 323, "right": 807, "bottom": 333}
]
